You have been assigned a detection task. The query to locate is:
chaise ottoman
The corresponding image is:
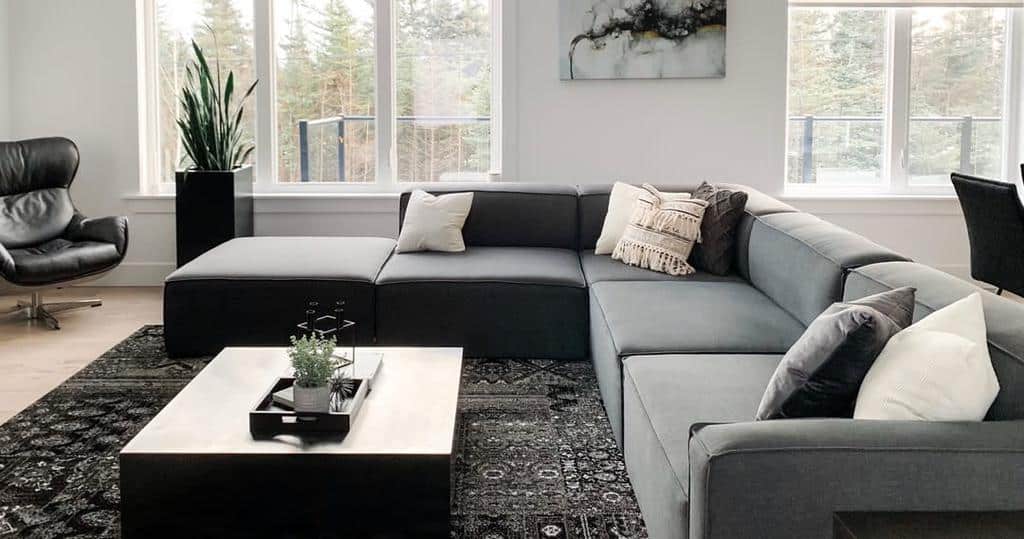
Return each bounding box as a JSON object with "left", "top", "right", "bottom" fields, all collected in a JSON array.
[{"left": 163, "top": 236, "right": 395, "bottom": 357}]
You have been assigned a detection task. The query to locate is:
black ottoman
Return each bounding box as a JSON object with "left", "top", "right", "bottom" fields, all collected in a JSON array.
[{"left": 163, "top": 237, "right": 395, "bottom": 357}]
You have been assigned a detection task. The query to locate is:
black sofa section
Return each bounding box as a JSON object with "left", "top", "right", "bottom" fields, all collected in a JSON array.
[
  {"left": 376, "top": 183, "right": 589, "bottom": 359},
  {"left": 163, "top": 236, "right": 395, "bottom": 357}
]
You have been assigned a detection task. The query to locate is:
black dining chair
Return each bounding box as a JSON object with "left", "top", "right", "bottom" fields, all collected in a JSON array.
[
  {"left": 951, "top": 172, "right": 1024, "bottom": 297},
  {"left": 1, "top": 137, "right": 129, "bottom": 329}
]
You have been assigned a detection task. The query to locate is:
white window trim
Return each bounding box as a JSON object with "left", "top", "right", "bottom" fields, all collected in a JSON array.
[
  {"left": 785, "top": 4, "right": 1023, "bottom": 197},
  {"left": 140, "top": 0, "right": 507, "bottom": 195},
  {"left": 138, "top": 0, "right": 170, "bottom": 195}
]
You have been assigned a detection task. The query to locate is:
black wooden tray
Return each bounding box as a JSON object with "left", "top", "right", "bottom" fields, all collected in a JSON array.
[
  {"left": 249, "top": 352, "right": 383, "bottom": 438},
  {"left": 249, "top": 376, "right": 370, "bottom": 438}
]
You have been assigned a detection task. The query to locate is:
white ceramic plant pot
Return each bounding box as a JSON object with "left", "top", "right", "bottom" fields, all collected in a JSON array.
[{"left": 293, "top": 384, "right": 331, "bottom": 413}]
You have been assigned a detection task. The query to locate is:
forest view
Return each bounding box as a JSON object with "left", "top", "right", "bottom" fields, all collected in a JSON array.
[
  {"left": 156, "top": 3, "right": 1008, "bottom": 188},
  {"left": 156, "top": 0, "right": 492, "bottom": 184},
  {"left": 787, "top": 7, "right": 1007, "bottom": 187}
]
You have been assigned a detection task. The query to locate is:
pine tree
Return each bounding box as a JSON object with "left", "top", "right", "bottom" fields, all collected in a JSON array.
[
  {"left": 156, "top": 2, "right": 189, "bottom": 181},
  {"left": 192, "top": 0, "right": 256, "bottom": 166},
  {"left": 315, "top": 0, "right": 377, "bottom": 181},
  {"left": 277, "top": 2, "right": 318, "bottom": 180}
]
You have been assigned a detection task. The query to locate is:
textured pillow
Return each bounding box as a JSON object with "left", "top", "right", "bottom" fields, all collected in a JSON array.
[
  {"left": 755, "top": 287, "right": 916, "bottom": 420},
  {"left": 396, "top": 190, "right": 474, "bottom": 253},
  {"left": 855, "top": 293, "right": 999, "bottom": 421},
  {"left": 611, "top": 184, "right": 708, "bottom": 276},
  {"left": 595, "top": 182, "right": 690, "bottom": 255},
  {"left": 689, "top": 182, "right": 749, "bottom": 275}
]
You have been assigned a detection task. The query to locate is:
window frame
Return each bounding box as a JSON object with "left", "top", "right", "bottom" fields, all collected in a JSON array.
[
  {"left": 141, "top": 0, "right": 504, "bottom": 195},
  {"left": 785, "top": 3, "right": 1022, "bottom": 197}
]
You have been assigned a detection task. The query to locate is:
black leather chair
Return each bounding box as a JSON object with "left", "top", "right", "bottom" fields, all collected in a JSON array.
[
  {"left": 952, "top": 172, "right": 1024, "bottom": 297},
  {"left": 1, "top": 138, "right": 129, "bottom": 329}
]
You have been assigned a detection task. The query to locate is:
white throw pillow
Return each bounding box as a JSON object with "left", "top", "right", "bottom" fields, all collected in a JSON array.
[
  {"left": 395, "top": 190, "right": 474, "bottom": 253},
  {"left": 854, "top": 293, "right": 999, "bottom": 421},
  {"left": 595, "top": 182, "right": 689, "bottom": 255}
]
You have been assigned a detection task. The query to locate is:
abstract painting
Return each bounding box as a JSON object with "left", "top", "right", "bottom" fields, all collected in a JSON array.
[{"left": 559, "top": 0, "right": 727, "bottom": 80}]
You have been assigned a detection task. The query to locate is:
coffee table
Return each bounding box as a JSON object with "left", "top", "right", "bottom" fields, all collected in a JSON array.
[{"left": 120, "top": 346, "right": 463, "bottom": 538}]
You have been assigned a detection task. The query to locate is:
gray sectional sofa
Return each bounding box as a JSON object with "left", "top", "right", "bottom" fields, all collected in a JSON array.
[{"left": 163, "top": 183, "right": 1024, "bottom": 539}]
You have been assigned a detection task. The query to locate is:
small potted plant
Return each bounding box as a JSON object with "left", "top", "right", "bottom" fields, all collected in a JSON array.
[{"left": 288, "top": 334, "right": 338, "bottom": 413}]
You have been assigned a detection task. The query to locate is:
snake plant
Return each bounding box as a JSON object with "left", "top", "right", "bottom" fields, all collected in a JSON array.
[{"left": 177, "top": 39, "right": 257, "bottom": 171}]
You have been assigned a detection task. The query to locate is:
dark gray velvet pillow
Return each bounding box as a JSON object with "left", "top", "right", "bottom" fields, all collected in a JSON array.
[
  {"left": 755, "top": 287, "right": 916, "bottom": 420},
  {"left": 690, "top": 182, "right": 749, "bottom": 275}
]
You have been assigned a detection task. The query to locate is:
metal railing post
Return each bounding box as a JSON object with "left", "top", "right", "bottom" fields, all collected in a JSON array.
[
  {"left": 299, "top": 120, "right": 310, "bottom": 183},
  {"left": 960, "top": 115, "right": 973, "bottom": 174},
  {"left": 337, "top": 117, "right": 346, "bottom": 182},
  {"left": 801, "top": 115, "right": 815, "bottom": 183}
]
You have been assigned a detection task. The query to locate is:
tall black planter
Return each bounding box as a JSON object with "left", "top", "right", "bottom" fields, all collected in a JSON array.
[{"left": 175, "top": 165, "right": 254, "bottom": 267}]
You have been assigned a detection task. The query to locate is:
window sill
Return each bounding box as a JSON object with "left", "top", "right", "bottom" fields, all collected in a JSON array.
[
  {"left": 781, "top": 192, "right": 957, "bottom": 201},
  {"left": 123, "top": 191, "right": 400, "bottom": 215},
  {"left": 780, "top": 192, "right": 962, "bottom": 217}
]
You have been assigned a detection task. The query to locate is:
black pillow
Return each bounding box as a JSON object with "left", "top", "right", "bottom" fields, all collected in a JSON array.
[
  {"left": 755, "top": 287, "right": 916, "bottom": 420},
  {"left": 690, "top": 182, "right": 748, "bottom": 275}
]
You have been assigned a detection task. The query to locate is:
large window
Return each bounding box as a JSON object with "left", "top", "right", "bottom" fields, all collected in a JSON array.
[
  {"left": 151, "top": 0, "right": 256, "bottom": 190},
  {"left": 143, "top": 0, "right": 500, "bottom": 192},
  {"left": 786, "top": 1, "right": 1020, "bottom": 194}
]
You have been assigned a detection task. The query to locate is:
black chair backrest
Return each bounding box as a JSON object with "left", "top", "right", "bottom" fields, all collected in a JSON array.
[
  {"left": 952, "top": 173, "right": 1024, "bottom": 296},
  {"left": 0, "top": 138, "right": 80, "bottom": 248}
]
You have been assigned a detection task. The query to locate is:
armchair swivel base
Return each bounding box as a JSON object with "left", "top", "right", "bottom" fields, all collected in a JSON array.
[{"left": 5, "top": 292, "right": 102, "bottom": 330}]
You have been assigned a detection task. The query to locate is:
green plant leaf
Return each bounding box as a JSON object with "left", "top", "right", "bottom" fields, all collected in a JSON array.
[{"left": 177, "top": 37, "right": 256, "bottom": 172}]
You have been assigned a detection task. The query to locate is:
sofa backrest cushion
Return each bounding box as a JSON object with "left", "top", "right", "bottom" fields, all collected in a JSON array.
[
  {"left": 845, "top": 261, "right": 1024, "bottom": 421},
  {"left": 747, "top": 212, "right": 909, "bottom": 327},
  {"left": 0, "top": 188, "right": 76, "bottom": 248},
  {"left": 398, "top": 183, "right": 579, "bottom": 249},
  {"left": 0, "top": 137, "right": 80, "bottom": 248},
  {"left": 719, "top": 183, "right": 801, "bottom": 280}
]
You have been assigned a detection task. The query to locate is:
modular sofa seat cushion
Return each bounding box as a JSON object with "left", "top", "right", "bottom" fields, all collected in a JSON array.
[
  {"left": 622, "top": 354, "right": 783, "bottom": 539},
  {"left": 164, "top": 236, "right": 396, "bottom": 357},
  {"left": 580, "top": 250, "right": 744, "bottom": 285},
  {"left": 590, "top": 280, "right": 805, "bottom": 444},
  {"left": 845, "top": 261, "right": 1024, "bottom": 420},
  {"left": 398, "top": 183, "right": 580, "bottom": 249},
  {"left": 5, "top": 238, "right": 121, "bottom": 285},
  {"left": 746, "top": 212, "right": 908, "bottom": 327},
  {"left": 375, "top": 246, "right": 588, "bottom": 359}
]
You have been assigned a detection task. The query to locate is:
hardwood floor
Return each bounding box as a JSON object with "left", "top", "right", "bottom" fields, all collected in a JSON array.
[{"left": 0, "top": 286, "right": 163, "bottom": 423}]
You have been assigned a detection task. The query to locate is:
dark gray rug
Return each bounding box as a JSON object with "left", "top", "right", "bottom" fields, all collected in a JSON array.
[{"left": 0, "top": 326, "right": 646, "bottom": 538}]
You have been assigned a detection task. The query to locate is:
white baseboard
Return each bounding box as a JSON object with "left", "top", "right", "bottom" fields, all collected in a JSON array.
[{"left": 86, "top": 262, "right": 175, "bottom": 287}]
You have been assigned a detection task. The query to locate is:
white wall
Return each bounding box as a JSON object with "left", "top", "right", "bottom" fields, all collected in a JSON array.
[
  {"left": 3, "top": 0, "right": 978, "bottom": 285},
  {"left": 0, "top": 0, "right": 10, "bottom": 139},
  {"left": 512, "top": 0, "right": 788, "bottom": 190}
]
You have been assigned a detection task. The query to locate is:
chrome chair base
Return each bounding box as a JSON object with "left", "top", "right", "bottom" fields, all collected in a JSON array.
[{"left": 5, "top": 292, "right": 102, "bottom": 330}]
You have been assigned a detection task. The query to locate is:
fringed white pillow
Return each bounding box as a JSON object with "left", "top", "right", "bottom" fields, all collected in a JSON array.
[{"left": 612, "top": 184, "right": 708, "bottom": 276}]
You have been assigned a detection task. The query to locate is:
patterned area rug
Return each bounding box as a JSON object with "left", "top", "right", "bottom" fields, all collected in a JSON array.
[{"left": 0, "top": 326, "right": 647, "bottom": 538}]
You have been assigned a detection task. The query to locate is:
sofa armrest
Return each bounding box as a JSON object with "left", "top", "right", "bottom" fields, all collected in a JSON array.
[
  {"left": 66, "top": 214, "right": 129, "bottom": 255},
  {"left": 689, "top": 419, "right": 1024, "bottom": 539}
]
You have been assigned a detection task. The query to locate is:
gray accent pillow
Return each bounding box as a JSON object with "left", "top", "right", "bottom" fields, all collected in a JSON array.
[
  {"left": 690, "top": 182, "right": 749, "bottom": 275},
  {"left": 755, "top": 287, "right": 916, "bottom": 420}
]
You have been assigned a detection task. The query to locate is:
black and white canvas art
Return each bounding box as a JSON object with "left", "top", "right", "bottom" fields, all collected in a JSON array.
[{"left": 559, "top": 0, "right": 727, "bottom": 80}]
